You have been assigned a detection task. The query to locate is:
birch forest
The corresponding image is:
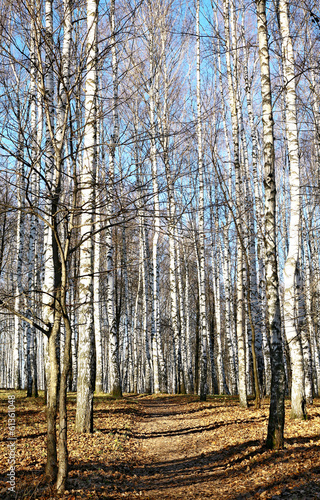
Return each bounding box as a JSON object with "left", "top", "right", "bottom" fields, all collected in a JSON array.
[{"left": 0, "top": 0, "right": 320, "bottom": 495}]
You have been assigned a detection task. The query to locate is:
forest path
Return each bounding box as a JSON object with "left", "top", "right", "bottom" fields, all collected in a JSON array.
[
  {"left": 131, "top": 395, "right": 219, "bottom": 499},
  {"left": 128, "top": 395, "right": 263, "bottom": 499},
  {"left": 127, "top": 395, "right": 320, "bottom": 500}
]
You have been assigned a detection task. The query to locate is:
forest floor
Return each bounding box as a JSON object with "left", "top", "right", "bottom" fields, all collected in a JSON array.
[{"left": 1, "top": 391, "right": 320, "bottom": 499}]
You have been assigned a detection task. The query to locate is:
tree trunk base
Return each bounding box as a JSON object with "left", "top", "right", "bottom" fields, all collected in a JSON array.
[{"left": 110, "top": 386, "right": 122, "bottom": 398}]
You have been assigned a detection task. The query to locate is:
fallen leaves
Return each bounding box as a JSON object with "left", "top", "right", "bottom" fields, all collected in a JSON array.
[
  {"left": 1, "top": 392, "right": 320, "bottom": 499},
  {"left": 0, "top": 391, "right": 139, "bottom": 499}
]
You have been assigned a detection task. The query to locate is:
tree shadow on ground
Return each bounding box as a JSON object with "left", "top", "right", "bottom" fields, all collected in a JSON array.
[
  {"left": 11, "top": 436, "right": 318, "bottom": 499},
  {"left": 94, "top": 406, "right": 145, "bottom": 418},
  {"left": 0, "top": 431, "right": 47, "bottom": 442},
  {"left": 118, "top": 437, "right": 320, "bottom": 499},
  {"left": 131, "top": 417, "right": 266, "bottom": 439}
]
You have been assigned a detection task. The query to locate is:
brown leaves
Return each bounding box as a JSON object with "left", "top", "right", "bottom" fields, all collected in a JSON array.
[
  {"left": 1, "top": 392, "right": 320, "bottom": 499},
  {"left": 0, "top": 391, "right": 138, "bottom": 499}
]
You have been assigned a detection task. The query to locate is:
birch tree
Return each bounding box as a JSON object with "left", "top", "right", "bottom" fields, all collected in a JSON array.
[
  {"left": 75, "top": 0, "right": 98, "bottom": 433},
  {"left": 279, "top": 0, "right": 306, "bottom": 420},
  {"left": 106, "top": 0, "right": 122, "bottom": 397},
  {"left": 196, "top": 0, "right": 208, "bottom": 401},
  {"left": 256, "top": 0, "right": 286, "bottom": 448},
  {"left": 13, "top": 108, "right": 25, "bottom": 390},
  {"left": 223, "top": 0, "right": 247, "bottom": 407}
]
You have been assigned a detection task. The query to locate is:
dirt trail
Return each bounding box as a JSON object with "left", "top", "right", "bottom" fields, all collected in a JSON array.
[
  {"left": 132, "top": 396, "right": 222, "bottom": 499},
  {"left": 127, "top": 396, "right": 320, "bottom": 500},
  {"left": 138, "top": 397, "right": 210, "bottom": 462}
]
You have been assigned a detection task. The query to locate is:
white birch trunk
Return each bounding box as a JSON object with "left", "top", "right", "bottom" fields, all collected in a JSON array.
[
  {"left": 222, "top": 225, "right": 237, "bottom": 394},
  {"left": 196, "top": 0, "right": 208, "bottom": 401},
  {"left": 216, "top": 31, "right": 238, "bottom": 393},
  {"left": 132, "top": 268, "right": 140, "bottom": 394},
  {"left": 93, "top": 81, "right": 103, "bottom": 396},
  {"left": 183, "top": 249, "right": 194, "bottom": 393},
  {"left": 149, "top": 37, "right": 161, "bottom": 394},
  {"left": 256, "top": 0, "right": 286, "bottom": 448},
  {"left": 141, "top": 219, "right": 152, "bottom": 393},
  {"left": 106, "top": 0, "right": 121, "bottom": 397},
  {"left": 279, "top": 0, "right": 306, "bottom": 419},
  {"left": 163, "top": 145, "right": 181, "bottom": 393},
  {"left": 176, "top": 234, "right": 193, "bottom": 394},
  {"left": 212, "top": 223, "right": 227, "bottom": 395},
  {"left": 298, "top": 240, "right": 313, "bottom": 404},
  {"left": 75, "top": 0, "right": 97, "bottom": 432},
  {"left": 215, "top": 21, "right": 238, "bottom": 394},
  {"left": 13, "top": 125, "right": 25, "bottom": 390},
  {"left": 26, "top": 0, "right": 39, "bottom": 398},
  {"left": 120, "top": 196, "right": 130, "bottom": 392},
  {"left": 223, "top": 0, "right": 247, "bottom": 407},
  {"left": 43, "top": 0, "right": 55, "bottom": 363},
  {"left": 94, "top": 215, "right": 103, "bottom": 393}
]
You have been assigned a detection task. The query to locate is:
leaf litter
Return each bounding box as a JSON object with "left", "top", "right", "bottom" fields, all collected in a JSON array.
[{"left": 1, "top": 391, "right": 320, "bottom": 499}]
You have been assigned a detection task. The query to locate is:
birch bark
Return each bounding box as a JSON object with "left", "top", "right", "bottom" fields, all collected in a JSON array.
[
  {"left": 305, "top": 209, "right": 320, "bottom": 395},
  {"left": 94, "top": 213, "right": 103, "bottom": 393},
  {"left": 14, "top": 122, "right": 25, "bottom": 390},
  {"left": 279, "top": 0, "right": 306, "bottom": 420},
  {"left": 196, "top": 0, "right": 208, "bottom": 401},
  {"left": 223, "top": 0, "right": 247, "bottom": 407},
  {"left": 75, "top": 0, "right": 98, "bottom": 432},
  {"left": 177, "top": 235, "right": 193, "bottom": 392},
  {"left": 215, "top": 28, "right": 237, "bottom": 394},
  {"left": 255, "top": 0, "right": 286, "bottom": 448},
  {"left": 26, "top": 0, "right": 39, "bottom": 399},
  {"left": 163, "top": 105, "right": 181, "bottom": 393},
  {"left": 106, "top": 0, "right": 122, "bottom": 397},
  {"left": 243, "top": 32, "right": 271, "bottom": 393},
  {"left": 149, "top": 31, "right": 161, "bottom": 395}
]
